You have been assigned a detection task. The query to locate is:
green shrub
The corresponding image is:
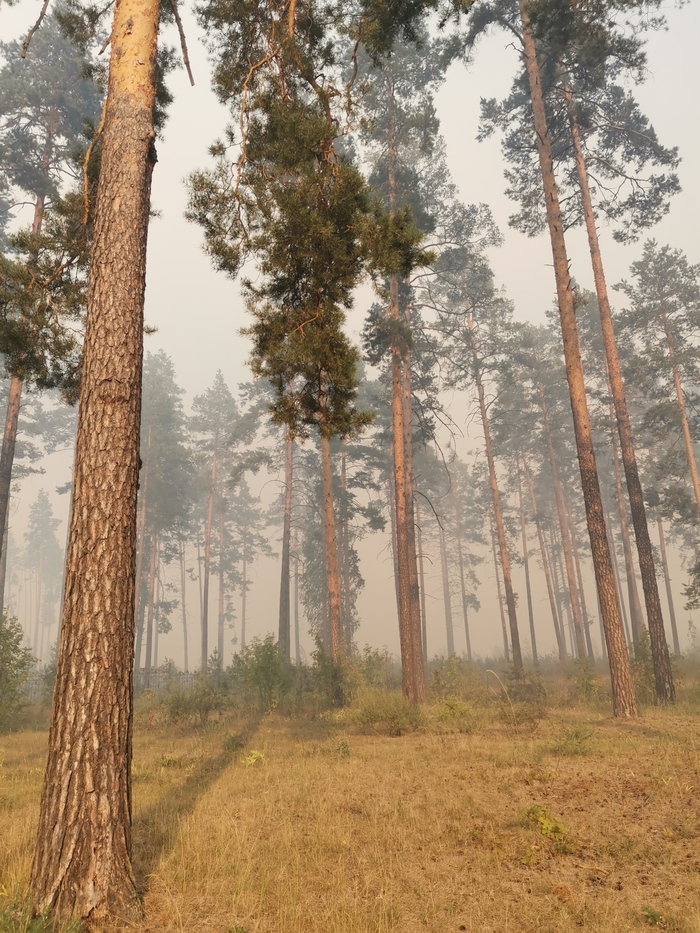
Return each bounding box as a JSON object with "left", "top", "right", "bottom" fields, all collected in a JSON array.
[
  {"left": 167, "top": 675, "right": 228, "bottom": 725},
  {"left": 229, "top": 636, "right": 295, "bottom": 713}
]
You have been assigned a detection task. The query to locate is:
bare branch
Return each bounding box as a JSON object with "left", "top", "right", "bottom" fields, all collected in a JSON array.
[
  {"left": 21, "top": 0, "right": 51, "bottom": 59},
  {"left": 168, "top": 0, "right": 195, "bottom": 86}
]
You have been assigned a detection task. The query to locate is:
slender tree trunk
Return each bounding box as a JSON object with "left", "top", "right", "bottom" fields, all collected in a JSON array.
[
  {"left": 31, "top": 0, "right": 160, "bottom": 914},
  {"left": 517, "top": 466, "right": 538, "bottom": 665},
  {"left": 456, "top": 527, "right": 472, "bottom": 662},
  {"left": 489, "top": 516, "right": 509, "bottom": 661},
  {"left": 201, "top": 447, "right": 217, "bottom": 673},
  {"left": 564, "top": 490, "right": 595, "bottom": 662},
  {"left": 385, "top": 64, "right": 424, "bottom": 702},
  {"left": 604, "top": 503, "right": 633, "bottom": 647},
  {"left": 468, "top": 314, "right": 522, "bottom": 672},
  {"left": 340, "top": 445, "right": 353, "bottom": 650},
  {"left": 218, "top": 508, "right": 225, "bottom": 667},
  {"left": 609, "top": 415, "right": 644, "bottom": 646},
  {"left": 153, "top": 567, "right": 160, "bottom": 670},
  {"left": 657, "top": 517, "right": 680, "bottom": 656},
  {"left": 387, "top": 474, "right": 401, "bottom": 623},
  {"left": 179, "top": 538, "right": 188, "bottom": 672},
  {"left": 663, "top": 320, "right": 700, "bottom": 515},
  {"left": 565, "top": 87, "right": 673, "bottom": 698},
  {"left": 293, "top": 529, "right": 301, "bottom": 666},
  {"left": 240, "top": 527, "right": 247, "bottom": 651},
  {"left": 144, "top": 527, "right": 157, "bottom": 685},
  {"left": 519, "top": 0, "right": 637, "bottom": 715},
  {"left": 415, "top": 496, "right": 429, "bottom": 665},
  {"left": 539, "top": 385, "right": 588, "bottom": 659},
  {"left": 550, "top": 524, "right": 573, "bottom": 656},
  {"left": 320, "top": 433, "right": 343, "bottom": 663},
  {"left": 278, "top": 436, "right": 293, "bottom": 659},
  {"left": 522, "top": 453, "right": 566, "bottom": 660},
  {"left": 133, "top": 427, "right": 151, "bottom": 666},
  {"left": 0, "top": 490, "right": 10, "bottom": 613},
  {"left": 438, "top": 522, "right": 455, "bottom": 656}
]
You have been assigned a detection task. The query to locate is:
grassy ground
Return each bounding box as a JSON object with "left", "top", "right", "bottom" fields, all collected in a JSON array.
[{"left": 2, "top": 670, "right": 700, "bottom": 933}]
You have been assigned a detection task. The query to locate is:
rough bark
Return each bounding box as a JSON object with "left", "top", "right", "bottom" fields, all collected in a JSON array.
[
  {"left": 566, "top": 87, "right": 673, "bottom": 699},
  {"left": 30, "top": 0, "right": 160, "bottom": 916},
  {"left": 278, "top": 436, "right": 293, "bottom": 659},
  {"left": 656, "top": 517, "right": 680, "bottom": 656},
  {"left": 522, "top": 453, "right": 566, "bottom": 660},
  {"left": 519, "top": 0, "right": 637, "bottom": 715},
  {"left": 468, "top": 313, "right": 522, "bottom": 672},
  {"left": 320, "top": 433, "right": 343, "bottom": 663}
]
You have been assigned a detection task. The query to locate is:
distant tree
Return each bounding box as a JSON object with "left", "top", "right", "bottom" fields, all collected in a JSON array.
[
  {"left": 24, "top": 489, "right": 63, "bottom": 664},
  {"left": 0, "top": 613, "right": 33, "bottom": 732}
]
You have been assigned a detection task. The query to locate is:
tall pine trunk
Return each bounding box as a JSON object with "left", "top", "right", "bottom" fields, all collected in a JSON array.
[
  {"left": 179, "top": 538, "right": 189, "bottom": 672},
  {"left": 522, "top": 453, "right": 566, "bottom": 660},
  {"left": 490, "top": 516, "right": 509, "bottom": 661},
  {"left": 31, "top": 0, "right": 160, "bottom": 915},
  {"left": 468, "top": 313, "right": 522, "bottom": 672},
  {"left": 201, "top": 447, "right": 217, "bottom": 672},
  {"left": 144, "top": 527, "right": 157, "bottom": 684},
  {"left": 566, "top": 88, "right": 673, "bottom": 699},
  {"left": 438, "top": 522, "right": 455, "bottom": 656},
  {"left": 657, "top": 517, "right": 680, "bottom": 656},
  {"left": 519, "top": 0, "right": 637, "bottom": 715},
  {"left": 564, "top": 490, "right": 594, "bottom": 661},
  {"left": 415, "top": 495, "right": 429, "bottom": 665},
  {"left": 517, "top": 467, "right": 538, "bottom": 665},
  {"left": 320, "top": 433, "right": 343, "bottom": 663},
  {"left": 278, "top": 436, "right": 293, "bottom": 658},
  {"left": 456, "top": 528, "right": 472, "bottom": 662}
]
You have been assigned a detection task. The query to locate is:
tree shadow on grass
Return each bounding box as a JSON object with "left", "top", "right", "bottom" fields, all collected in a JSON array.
[{"left": 131, "top": 716, "right": 261, "bottom": 896}]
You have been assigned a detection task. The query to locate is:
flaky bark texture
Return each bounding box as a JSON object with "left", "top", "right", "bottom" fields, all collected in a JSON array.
[
  {"left": 519, "top": 0, "right": 637, "bottom": 715},
  {"left": 278, "top": 437, "right": 293, "bottom": 659},
  {"left": 566, "top": 90, "right": 674, "bottom": 700},
  {"left": 30, "top": 0, "right": 160, "bottom": 919}
]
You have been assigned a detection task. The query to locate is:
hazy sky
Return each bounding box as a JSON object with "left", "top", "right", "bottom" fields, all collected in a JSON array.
[{"left": 1, "top": 0, "right": 697, "bottom": 664}]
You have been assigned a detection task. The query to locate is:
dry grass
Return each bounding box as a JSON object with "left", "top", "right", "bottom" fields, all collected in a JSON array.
[{"left": 2, "top": 683, "right": 700, "bottom": 933}]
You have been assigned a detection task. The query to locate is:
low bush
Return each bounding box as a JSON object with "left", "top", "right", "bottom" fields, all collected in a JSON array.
[{"left": 346, "top": 688, "right": 424, "bottom": 736}]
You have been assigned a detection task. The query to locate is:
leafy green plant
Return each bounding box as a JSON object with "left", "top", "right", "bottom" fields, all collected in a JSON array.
[
  {"left": 242, "top": 750, "right": 264, "bottom": 767},
  {"left": 641, "top": 905, "right": 662, "bottom": 926},
  {"left": 230, "top": 636, "right": 295, "bottom": 712},
  {"left": 522, "top": 805, "right": 572, "bottom": 853}
]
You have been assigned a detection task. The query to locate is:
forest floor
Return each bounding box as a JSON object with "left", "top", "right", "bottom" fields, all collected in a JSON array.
[{"left": 2, "top": 669, "right": 700, "bottom": 933}]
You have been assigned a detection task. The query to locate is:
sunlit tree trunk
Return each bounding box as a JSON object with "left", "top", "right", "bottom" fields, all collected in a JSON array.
[
  {"left": 469, "top": 313, "right": 522, "bottom": 672},
  {"left": 31, "top": 0, "right": 161, "bottom": 915},
  {"left": 519, "top": 0, "right": 637, "bottom": 714}
]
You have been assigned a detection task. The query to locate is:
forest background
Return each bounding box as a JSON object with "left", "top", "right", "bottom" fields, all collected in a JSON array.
[{"left": 0, "top": 0, "right": 698, "bottom": 666}]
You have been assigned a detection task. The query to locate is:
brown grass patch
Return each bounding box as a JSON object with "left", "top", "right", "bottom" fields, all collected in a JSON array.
[{"left": 2, "top": 696, "right": 700, "bottom": 932}]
